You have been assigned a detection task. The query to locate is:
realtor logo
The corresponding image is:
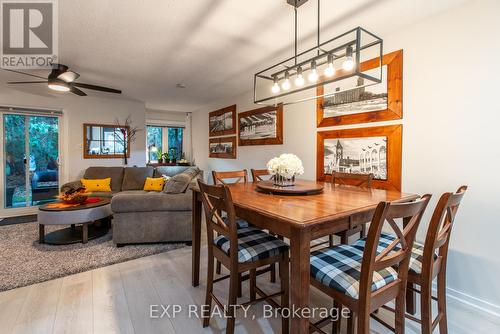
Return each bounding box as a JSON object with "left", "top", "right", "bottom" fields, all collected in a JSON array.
[{"left": 1, "top": 0, "right": 58, "bottom": 69}]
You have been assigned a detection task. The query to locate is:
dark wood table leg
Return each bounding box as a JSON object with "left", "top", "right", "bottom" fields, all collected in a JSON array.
[
  {"left": 82, "top": 223, "right": 88, "bottom": 244},
  {"left": 289, "top": 226, "right": 311, "bottom": 334},
  {"left": 192, "top": 190, "right": 202, "bottom": 287},
  {"left": 39, "top": 224, "right": 45, "bottom": 243}
]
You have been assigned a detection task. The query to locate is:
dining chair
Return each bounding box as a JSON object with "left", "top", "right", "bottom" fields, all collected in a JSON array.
[
  {"left": 197, "top": 180, "right": 290, "bottom": 334},
  {"left": 213, "top": 169, "right": 248, "bottom": 185},
  {"left": 309, "top": 194, "right": 431, "bottom": 334},
  {"left": 251, "top": 168, "right": 274, "bottom": 182},
  {"left": 212, "top": 169, "right": 277, "bottom": 287},
  {"left": 316, "top": 172, "right": 374, "bottom": 249},
  {"left": 369, "top": 186, "right": 467, "bottom": 334}
]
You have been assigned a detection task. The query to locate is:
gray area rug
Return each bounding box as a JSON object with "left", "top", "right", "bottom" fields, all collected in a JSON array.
[{"left": 0, "top": 222, "right": 187, "bottom": 292}]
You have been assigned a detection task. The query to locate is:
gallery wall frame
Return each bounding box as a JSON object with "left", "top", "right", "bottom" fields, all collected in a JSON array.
[
  {"left": 238, "top": 104, "right": 283, "bottom": 146},
  {"left": 209, "top": 105, "right": 236, "bottom": 137},
  {"left": 209, "top": 136, "right": 237, "bottom": 159},
  {"left": 317, "top": 124, "right": 402, "bottom": 191},
  {"left": 316, "top": 50, "right": 403, "bottom": 127}
]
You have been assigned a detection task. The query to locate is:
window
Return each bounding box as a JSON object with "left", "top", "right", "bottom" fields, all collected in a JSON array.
[{"left": 146, "top": 125, "right": 184, "bottom": 161}]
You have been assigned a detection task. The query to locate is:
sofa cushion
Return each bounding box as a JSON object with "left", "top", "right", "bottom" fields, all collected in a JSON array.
[
  {"left": 83, "top": 167, "right": 124, "bottom": 192},
  {"left": 143, "top": 177, "right": 165, "bottom": 191},
  {"left": 81, "top": 178, "right": 112, "bottom": 192},
  {"left": 87, "top": 191, "right": 117, "bottom": 198},
  {"left": 163, "top": 167, "right": 201, "bottom": 194},
  {"left": 121, "top": 167, "right": 154, "bottom": 190},
  {"left": 154, "top": 166, "right": 192, "bottom": 178},
  {"left": 111, "top": 191, "right": 192, "bottom": 212}
]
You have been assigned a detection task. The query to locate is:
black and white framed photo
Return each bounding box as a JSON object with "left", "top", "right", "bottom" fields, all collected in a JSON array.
[
  {"left": 317, "top": 125, "right": 402, "bottom": 191},
  {"left": 208, "top": 105, "right": 236, "bottom": 137},
  {"left": 324, "top": 136, "right": 388, "bottom": 180},
  {"left": 317, "top": 50, "right": 403, "bottom": 127},
  {"left": 238, "top": 104, "right": 283, "bottom": 146},
  {"left": 209, "top": 136, "right": 237, "bottom": 159}
]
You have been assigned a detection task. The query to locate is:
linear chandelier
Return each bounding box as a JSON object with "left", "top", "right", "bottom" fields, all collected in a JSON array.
[{"left": 253, "top": 0, "right": 383, "bottom": 106}]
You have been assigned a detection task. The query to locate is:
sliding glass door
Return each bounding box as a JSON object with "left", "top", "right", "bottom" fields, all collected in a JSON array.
[{"left": 3, "top": 114, "right": 60, "bottom": 209}]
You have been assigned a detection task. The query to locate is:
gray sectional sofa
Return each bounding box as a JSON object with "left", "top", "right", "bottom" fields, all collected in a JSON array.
[{"left": 61, "top": 166, "right": 202, "bottom": 246}]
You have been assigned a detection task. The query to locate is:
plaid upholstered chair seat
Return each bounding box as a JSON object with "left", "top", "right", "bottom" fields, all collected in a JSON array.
[
  {"left": 352, "top": 232, "right": 438, "bottom": 275},
  {"left": 214, "top": 227, "right": 289, "bottom": 263},
  {"left": 310, "top": 244, "right": 398, "bottom": 299},
  {"left": 223, "top": 216, "right": 250, "bottom": 229}
]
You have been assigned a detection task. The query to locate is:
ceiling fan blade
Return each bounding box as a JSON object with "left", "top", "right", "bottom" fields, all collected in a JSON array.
[
  {"left": 70, "top": 86, "right": 87, "bottom": 96},
  {"left": 73, "top": 82, "right": 121, "bottom": 94},
  {"left": 2, "top": 68, "right": 47, "bottom": 79},
  {"left": 58, "top": 70, "right": 80, "bottom": 82},
  {"left": 7, "top": 81, "right": 48, "bottom": 84}
]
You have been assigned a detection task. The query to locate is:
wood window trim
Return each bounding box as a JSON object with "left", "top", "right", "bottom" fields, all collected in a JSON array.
[{"left": 83, "top": 123, "right": 130, "bottom": 159}]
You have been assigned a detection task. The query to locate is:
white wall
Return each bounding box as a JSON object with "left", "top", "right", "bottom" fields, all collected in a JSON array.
[
  {"left": 146, "top": 109, "right": 187, "bottom": 124},
  {"left": 0, "top": 89, "right": 146, "bottom": 182},
  {"left": 192, "top": 0, "right": 500, "bottom": 313}
]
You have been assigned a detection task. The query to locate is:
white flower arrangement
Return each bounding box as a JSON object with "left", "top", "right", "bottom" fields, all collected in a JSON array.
[{"left": 266, "top": 153, "right": 304, "bottom": 179}]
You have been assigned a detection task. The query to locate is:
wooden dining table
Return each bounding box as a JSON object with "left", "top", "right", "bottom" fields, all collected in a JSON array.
[{"left": 191, "top": 180, "right": 418, "bottom": 334}]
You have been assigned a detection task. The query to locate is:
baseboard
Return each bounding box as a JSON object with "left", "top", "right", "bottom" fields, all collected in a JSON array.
[{"left": 433, "top": 283, "right": 500, "bottom": 320}]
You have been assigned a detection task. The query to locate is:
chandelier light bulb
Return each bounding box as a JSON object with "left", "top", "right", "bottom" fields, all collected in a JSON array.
[
  {"left": 281, "top": 71, "right": 291, "bottom": 90},
  {"left": 272, "top": 82, "right": 280, "bottom": 94},
  {"left": 271, "top": 76, "right": 280, "bottom": 94},
  {"left": 295, "top": 67, "right": 304, "bottom": 86},
  {"left": 308, "top": 61, "right": 318, "bottom": 82},
  {"left": 324, "top": 54, "right": 335, "bottom": 77},
  {"left": 343, "top": 46, "right": 354, "bottom": 71}
]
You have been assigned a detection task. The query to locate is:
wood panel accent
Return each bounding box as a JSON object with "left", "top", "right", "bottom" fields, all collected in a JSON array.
[
  {"left": 83, "top": 123, "right": 130, "bottom": 159},
  {"left": 238, "top": 104, "right": 283, "bottom": 146},
  {"left": 317, "top": 125, "right": 403, "bottom": 191},
  {"left": 208, "top": 105, "right": 236, "bottom": 137},
  {"left": 317, "top": 50, "right": 403, "bottom": 127},
  {"left": 208, "top": 136, "right": 237, "bottom": 159}
]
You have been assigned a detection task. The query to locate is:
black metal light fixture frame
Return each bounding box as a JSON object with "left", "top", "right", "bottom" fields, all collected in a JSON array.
[{"left": 253, "top": 0, "right": 383, "bottom": 106}]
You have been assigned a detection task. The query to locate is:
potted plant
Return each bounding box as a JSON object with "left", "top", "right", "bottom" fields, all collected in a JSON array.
[
  {"left": 162, "top": 152, "right": 170, "bottom": 164},
  {"left": 156, "top": 148, "right": 163, "bottom": 163},
  {"left": 169, "top": 148, "right": 177, "bottom": 164}
]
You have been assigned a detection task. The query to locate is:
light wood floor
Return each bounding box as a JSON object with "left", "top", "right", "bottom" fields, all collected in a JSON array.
[{"left": 1, "top": 236, "right": 499, "bottom": 334}]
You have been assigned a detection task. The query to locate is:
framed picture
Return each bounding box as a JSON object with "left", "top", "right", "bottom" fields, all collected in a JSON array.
[
  {"left": 238, "top": 104, "right": 283, "bottom": 146},
  {"left": 209, "top": 136, "right": 237, "bottom": 159},
  {"left": 317, "top": 50, "right": 403, "bottom": 127},
  {"left": 209, "top": 105, "right": 236, "bottom": 137},
  {"left": 317, "top": 125, "right": 402, "bottom": 191},
  {"left": 83, "top": 123, "right": 130, "bottom": 159}
]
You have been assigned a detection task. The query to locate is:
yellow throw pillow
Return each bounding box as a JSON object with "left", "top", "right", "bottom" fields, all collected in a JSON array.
[
  {"left": 143, "top": 177, "right": 165, "bottom": 192},
  {"left": 81, "top": 178, "right": 112, "bottom": 192}
]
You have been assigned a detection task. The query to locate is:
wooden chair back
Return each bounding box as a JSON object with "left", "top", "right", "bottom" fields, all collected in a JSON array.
[
  {"left": 212, "top": 169, "right": 248, "bottom": 185},
  {"left": 332, "top": 172, "right": 374, "bottom": 188},
  {"left": 358, "top": 194, "right": 431, "bottom": 321},
  {"left": 197, "top": 180, "right": 238, "bottom": 248},
  {"left": 421, "top": 186, "right": 467, "bottom": 279},
  {"left": 251, "top": 168, "right": 273, "bottom": 182}
]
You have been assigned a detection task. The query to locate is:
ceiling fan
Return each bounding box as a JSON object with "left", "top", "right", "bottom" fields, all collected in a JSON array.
[{"left": 4, "top": 64, "right": 122, "bottom": 96}]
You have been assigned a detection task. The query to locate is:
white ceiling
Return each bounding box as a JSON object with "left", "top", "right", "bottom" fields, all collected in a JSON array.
[{"left": 0, "top": 0, "right": 469, "bottom": 112}]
